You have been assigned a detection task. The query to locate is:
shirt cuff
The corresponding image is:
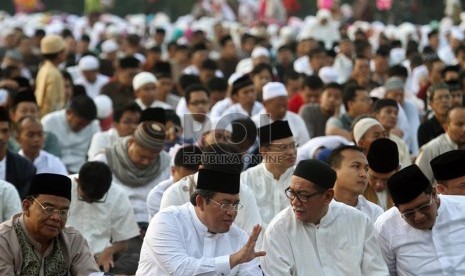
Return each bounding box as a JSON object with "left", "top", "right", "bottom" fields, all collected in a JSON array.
[{"left": 214, "top": 255, "right": 232, "bottom": 276}]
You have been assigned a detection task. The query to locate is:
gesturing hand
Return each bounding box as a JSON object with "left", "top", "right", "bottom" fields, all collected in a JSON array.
[{"left": 230, "top": 224, "right": 267, "bottom": 269}]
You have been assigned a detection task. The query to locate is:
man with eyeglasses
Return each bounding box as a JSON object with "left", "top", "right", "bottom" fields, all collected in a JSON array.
[
  {"left": 67, "top": 161, "right": 139, "bottom": 275},
  {"left": 261, "top": 159, "right": 388, "bottom": 275},
  {"left": 181, "top": 84, "right": 212, "bottom": 141},
  {"left": 0, "top": 173, "right": 100, "bottom": 275},
  {"left": 241, "top": 120, "right": 296, "bottom": 232},
  {"left": 136, "top": 168, "right": 266, "bottom": 275},
  {"left": 374, "top": 164, "right": 465, "bottom": 275}
]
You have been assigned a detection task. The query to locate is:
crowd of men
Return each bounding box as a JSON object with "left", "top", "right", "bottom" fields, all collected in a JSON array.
[{"left": 1, "top": 4, "right": 465, "bottom": 276}]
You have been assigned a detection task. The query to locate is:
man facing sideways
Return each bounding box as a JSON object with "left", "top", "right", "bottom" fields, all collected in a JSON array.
[
  {"left": 261, "top": 159, "right": 388, "bottom": 275},
  {"left": 0, "top": 173, "right": 99, "bottom": 275},
  {"left": 136, "top": 168, "right": 266, "bottom": 275},
  {"left": 374, "top": 164, "right": 465, "bottom": 275},
  {"left": 431, "top": 150, "right": 465, "bottom": 195}
]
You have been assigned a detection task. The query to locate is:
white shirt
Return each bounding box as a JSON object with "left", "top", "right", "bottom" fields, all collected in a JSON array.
[
  {"left": 0, "top": 180, "right": 21, "bottom": 222},
  {"left": 146, "top": 178, "right": 173, "bottom": 221},
  {"left": 293, "top": 56, "right": 313, "bottom": 76},
  {"left": 18, "top": 150, "right": 68, "bottom": 175},
  {"left": 42, "top": 110, "right": 101, "bottom": 173},
  {"left": 93, "top": 152, "right": 171, "bottom": 222},
  {"left": 222, "top": 102, "right": 263, "bottom": 119},
  {"left": 296, "top": 136, "right": 353, "bottom": 163},
  {"left": 252, "top": 110, "right": 309, "bottom": 146},
  {"left": 67, "top": 177, "right": 140, "bottom": 254},
  {"left": 136, "top": 203, "right": 262, "bottom": 276},
  {"left": 415, "top": 133, "right": 458, "bottom": 183},
  {"left": 209, "top": 98, "right": 233, "bottom": 120},
  {"left": 333, "top": 53, "right": 353, "bottom": 84},
  {"left": 87, "top": 128, "right": 121, "bottom": 160},
  {"left": 180, "top": 113, "right": 212, "bottom": 142},
  {"left": 160, "top": 173, "right": 261, "bottom": 235},
  {"left": 0, "top": 157, "right": 6, "bottom": 181},
  {"left": 74, "top": 74, "right": 110, "bottom": 98},
  {"left": 261, "top": 201, "right": 389, "bottom": 275},
  {"left": 355, "top": 195, "right": 384, "bottom": 223},
  {"left": 135, "top": 98, "right": 174, "bottom": 110},
  {"left": 175, "top": 97, "right": 189, "bottom": 119},
  {"left": 374, "top": 195, "right": 465, "bottom": 275},
  {"left": 240, "top": 163, "right": 293, "bottom": 229}
]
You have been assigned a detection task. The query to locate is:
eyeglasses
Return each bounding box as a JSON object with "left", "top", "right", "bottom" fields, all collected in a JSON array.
[
  {"left": 285, "top": 188, "right": 324, "bottom": 203},
  {"left": 32, "top": 197, "right": 69, "bottom": 219},
  {"left": 189, "top": 100, "right": 209, "bottom": 106},
  {"left": 209, "top": 199, "right": 243, "bottom": 212},
  {"left": 400, "top": 195, "right": 434, "bottom": 220},
  {"left": 268, "top": 142, "right": 298, "bottom": 152}
]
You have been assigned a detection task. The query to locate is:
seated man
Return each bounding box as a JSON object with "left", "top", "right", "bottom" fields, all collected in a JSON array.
[
  {"left": 136, "top": 167, "right": 266, "bottom": 275},
  {"left": 261, "top": 159, "right": 388, "bottom": 275},
  {"left": 374, "top": 164, "right": 465, "bottom": 275},
  {"left": 352, "top": 117, "right": 386, "bottom": 155},
  {"left": 67, "top": 162, "right": 140, "bottom": 275},
  {"left": 430, "top": 150, "right": 465, "bottom": 195},
  {"left": 17, "top": 116, "right": 67, "bottom": 175},
  {"left": 133, "top": 71, "right": 173, "bottom": 110},
  {"left": 41, "top": 94, "right": 101, "bottom": 173},
  {"left": 0, "top": 173, "right": 99, "bottom": 275},
  {"left": 0, "top": 179, "right": 21, "bottom": 222}
]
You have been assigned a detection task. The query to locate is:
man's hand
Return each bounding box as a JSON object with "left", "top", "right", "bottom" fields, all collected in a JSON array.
[
  {"left": 97, "top": 247, "right": 115, "bottom": 272},
  {"left": 230, "top": 225, "right": 266, "bottom": 269}
]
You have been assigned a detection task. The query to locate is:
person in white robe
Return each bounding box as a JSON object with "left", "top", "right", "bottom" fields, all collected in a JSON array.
[
  {"left": 431, "top": 150, "right": 465, "bottom": 196},
  {"left": 252, "top": 82, "right": 309, "bottom": 146},
  {"left": 329, "top": 145, "right": 384, "bottom": 222},
  {"left": 261, "top": 159, "right": 389, "bottom": 275},
  {"left": 374, "top": 164, "right": 465, "bottom": 275},
  {"left": 222, "top": 75, "right": 263, "bottom": 119},
  {"left": 74, "top": 55, "right": 109, "bottom": 98},
  {"left": 136, "top": 167, "right": 265, "bottom": 275},
  {"left": 0, "top": 179, "right": 21, "bottom": 222},
  {"left": 132, "top": 71, "right": 174, "bottom": 110}
]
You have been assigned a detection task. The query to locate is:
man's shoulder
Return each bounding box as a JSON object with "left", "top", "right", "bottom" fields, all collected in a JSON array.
[
  {"left": 266, "top": 206, "right": 294, "bottom": 231},
  {"left": 0, "top": 217, "right": 15, "bottom": 236},
  {"left": 7, "top": 151, "right": 34, "bottom": 168},
  {"left": 373, "top": 206, "right": 401, "bottom": 232},
  {"left": 41, "top": 110, "right": 64, "bottom": 124}
]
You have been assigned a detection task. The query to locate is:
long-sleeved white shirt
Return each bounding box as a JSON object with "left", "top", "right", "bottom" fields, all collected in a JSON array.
[
  {"left": 147, "top": 178, "right": 173, "bottom": 221},
  {"left": 74, "top": 74, "right": 109, "bottom": 98},
  {"left": 160, "top": 173, "right": 261, "bottom": 235},
  {"left": 136, "top": 203, "right": 262, "bottom": 275},
  {"left": 355, "top": 195, "right": 384, "bottom": 223},
  {"left": 261, "top": 201, "right": 389, "bottom": 276},
  {"left": 374, "top": 195, "right": 465, "bottom": 275},
  {"left": 87, "top": 128, "right": 121, "bottom": 160},
  {"left": 18, "top": 149, "right": 68, "bottom": 176},
  {"left": 240, "top": 163, "right": 293, "bottom": 229},
  {"left": 0, "top": 180, "right": 21, "bottom": 223}
]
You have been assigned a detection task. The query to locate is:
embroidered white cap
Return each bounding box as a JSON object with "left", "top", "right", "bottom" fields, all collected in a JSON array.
[
  {"left": 133, "top": 71, "right": 157, "bottom": 90},
  {"left": 78, "top": 55, "right": 99, "bottom": 71},
  {"left": 353, "top": 118, "right": 383, "bottom": 144},
  {"left": 262, "top": 82, "right": 288, "bottom": 101}
]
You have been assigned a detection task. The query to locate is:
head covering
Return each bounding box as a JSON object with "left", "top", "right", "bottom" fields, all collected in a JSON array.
[
  {"left": 251, "top": 47, "right": 270, "bottom": 59},
  {"left": 93, "top": 95, "right": 113, "bottom": 119},
  {"left": 385, "top": 77, "right": 404, "bottom": 92},
  {"left": 431, "top": 150, "right": 465, "bottom": 181},
  {"left": 119, "top": 56, "right": 140, "bottom": 69},
  {"left": 101, "top": 39, "right": 118, "bottom": 53},
  {"left": 373, "top": 99, "right": 398, "bottom": 113},
  {"left": 353, "top": 118, "right": 383, "bottom": 144},
  {"left": 140, "top": 107, "right": 166, "bottom": 124},
  {"left": 318, "top": 66, "right": 339, "bottom": 84},
  {"left": 259, "top": 120, "right": 293, "bottom": 145},
  {"left": 262, "top": 82, "right": 288, "bottom": 101},
  {"left": 197, "top": 168, "right": 240, "bottom": 194},
  {"left": 294, "top": 159, "right": 336, "bottom": 188},
  {"left": 316, "top": 148, "right": 333, "bottom": 164},
  {"left": 12, "top": 89, "right": 37, "bottom": 107},
  {"left": 133, "top": 72, "right": 157, "bottom": 90},
  {"left": 231, "top": 74, "right": 253, "bottom": 95},
  {"left": 27, "top": 173, "right": 72, "bottom": 201},
  {"left": 40, "top": 34, "right": 65, "bottom": 54},
  {"left": 78, "top": 55, "right": 99, "bottom": 71},
  {"left": 367, "top": 138, "right": 399, "bottom": 173},
  {"left": 387, "top": 164, "right": 431, "bottom": 205},
  {"left": 133, "top": 122, "right": 165, "bottom": 152}
]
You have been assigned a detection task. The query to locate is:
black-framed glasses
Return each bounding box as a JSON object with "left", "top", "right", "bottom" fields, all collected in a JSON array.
[
  {"left": 32, "top": 197, "right": 69, "bottom": 219},
  {"left": 209, "top": 199, "right": 243, "bottom": 211},
  {"left": 400, "top": 195, "right": 434, "bottom": 220},
  {"left": 284, "top": 187, "right": 324, "bottom": 203}
]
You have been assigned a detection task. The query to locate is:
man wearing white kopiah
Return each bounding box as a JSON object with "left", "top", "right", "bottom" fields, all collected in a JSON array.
[
  {"left": 252, "top": 82, "right": 309, "bottom": 147},
  {"left": 374, "top": 164, "right": 465, "bottom": 275},
  {"left": 136, "top": 168, "right": 266, "bottom": 275},
  {"left": 261, "top": 159, "right": 389, "bottom": 275},
  {"left": 241, "top": 120, "right": 295, "bottom": 230},
  {"left": 74, "top": 55, "right": 109, "bottom": 98}
]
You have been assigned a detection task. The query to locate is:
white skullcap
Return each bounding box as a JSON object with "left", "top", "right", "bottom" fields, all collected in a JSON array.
[
  {"left": 389, "top": 48, "right": 405, "bottom": 66},
  {"left": 101, "top": 39, "right": 118, "bottom": 53},
  {"left": 451, "top": 27, "right": 464, "bottom": 41},
  {"left": 316, "top": 9, "right": 332, "bottom": 20},
  {"left": 353, "top": 118, "right": 383, "bottom": 144},
  {"left": 318, "top": 66, "right": 339, "bottom": 84},
  {"left": 133, "top": 72, "right": 157, "bottom": 90},
  {"left": 263, "top": 82, "right": 288, "bottom": 101},
  {"left": 93, "top": 94, "right": 113, "bottom": 119},
  {"left": 236, "top": 58, "right": 253, "bottom": 74},
  {"left": 228, "top": 72, "right": 244, "bottom": 86},
  {"left": 133, "top": 53, "right": 146, "bottom": 64},
  {"left": 78, "top": 55, "right": 99, "bottom": 71},
  {"left": 251, "top": 47, "right": 270, "bottom": 59}
]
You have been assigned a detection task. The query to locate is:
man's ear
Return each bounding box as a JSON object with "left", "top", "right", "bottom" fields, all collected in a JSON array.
[
  {"left": 196, "top": 195, "right": 206, "bottom": 211},
  {"left": 22, "top": 199, "right": 32, "bottom": 215},
  {"left": 435, "top": 184, "right": 446, "bottom": 195}
]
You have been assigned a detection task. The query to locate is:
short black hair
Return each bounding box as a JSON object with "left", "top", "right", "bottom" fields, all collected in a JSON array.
[
  {"left": 388, "top": 65, "right": 408, "bottom": 79},
  {"left": 251, "top": 63, "right": 273, "bottom": 76},
  {"left": 67, "top": 95, "right": 97, "bottom": 121},
  {"left": 126, "top": 34, "right": 141, "bottom": 47},
  {"left": 207, "top": 77, "right": 228, "bottom": 92},
  {"left": 219, "top": 35, "right": 233, "bottom": 47},
  {"left": 240, "top": 33, "right": 256, "bottom": 45},
  {"left": 303, "top": 75, "right": 324, "bottom": 90},
  {"left": 78, "top": 161, "right": 112, "bottom": 202},
  {"left": 342, "top": 84, "right": 365, "bottom": 111},
  {"left": 113, "top": 102, "right": 142, "bottom": 122},
  {"left": 165, "top": 109, "right": 181, "bottom": 126},
  {"left": 283, "top": 70, "right": 302, "bottom": 84},
  {"left": 200, "top": 59, "right": 218, "bottom": 71},
  {"left": 155, "top": 28, "right": 166, "bottom": 34},
  {"left": 179, "top": 74, "right": 201, "bottom": 91},
  {"left": 118, "top": 56, "right": 140, "bottom": 69},
  {"left": 190, "top": 189, "right": 215, "bottom": 206},
  {"left": 308, "top": 47, "right": 325, "bottom": 59},
  {"left": 328, "top": 145, "right": 364, "bottom": 169},
  {"left": 442, "top": 65, "right": 460, "bottom": 79},
  {"left": 0, "top": 106, "right": 10, "bottom": 124},
  {"left": 174, "top": 145, "right": 202, "bottom": 170},
  {"left": 428, "top": 29, "right": 439, "bottom": 39},
  {"left": 323, "top": 82, "right": 343, "bottom": 91},
  {"left": 185, "top": 84, "right": 210, "bottom": 104}
]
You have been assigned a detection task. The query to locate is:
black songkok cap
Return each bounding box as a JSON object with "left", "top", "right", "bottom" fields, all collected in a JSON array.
[
  {"left": 387, "top": 164, "right": 430, "bottom": 205},
  {"left": 367, "top": 138, "right": 399, "bottom": 173},
  {"left": 119, "top": 56, "right": 140, "bottom": 69},
  {"left": 153, "top": 61, "right": 172, "bottom": 78},
  {"left": 12, "top": 89, "right": 37, "bottom": 107},
  {"left": 294, "top": 159, "right": 336, "bottom": 189},
  {"left": 231, "top": 75, "right": 253, "bottom": 96},
  {"left": 258, "top": 120, "right": 293, "bottom": 145},
  {"left": 431, "top": 150, "right": 465, "bottom": 181},
  {"left": 27, "top": 173, "right": 72, "bottom": 201},
  {"left": 140, "top": 107, "right": 166, "bottom": 124},
  {"left": 197, "top": 169, "right": 240, "bottom": 194}
]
